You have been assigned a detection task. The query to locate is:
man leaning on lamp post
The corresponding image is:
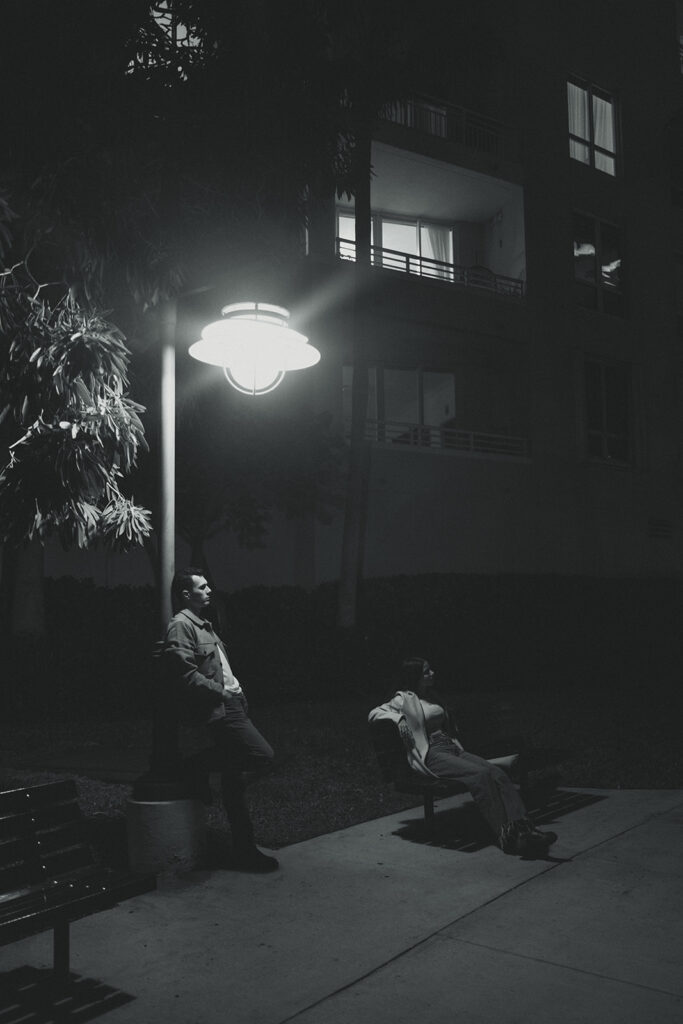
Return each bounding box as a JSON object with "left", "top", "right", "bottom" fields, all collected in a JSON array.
[{"left": 162, "top": 567, "right": 278, "bottom": 872}]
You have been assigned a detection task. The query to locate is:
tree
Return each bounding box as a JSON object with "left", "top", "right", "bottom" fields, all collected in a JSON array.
[
  {"left": 0, "top": 0, "right": 452, "bottom": 637},
  {"left": 0, "top": 267, "right": 150, "bottom": 548},
  {"left": 322, "top": 0, "right": 454, "bottom": 629},
  {"left": 0, "top": 246, "right": 152, "bottom": 634}
]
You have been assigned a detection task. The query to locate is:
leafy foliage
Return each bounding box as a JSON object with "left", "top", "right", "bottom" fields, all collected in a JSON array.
[{"left": 0, "top": 254, "right": 151, "bottom": 550}]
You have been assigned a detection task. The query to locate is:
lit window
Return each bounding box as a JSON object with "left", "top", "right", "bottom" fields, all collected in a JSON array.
[
  {"left": 567, "top": 79, "right": 617, "bottom": 176},
  {"left": 336, "top": 210, "right": 453, "bottom": 280},
  {"left": 573, "top": 213, "right": 623, "bottom": 315},
  {"left": 584, "top": 360, "right": 632, "bottom": 464}
]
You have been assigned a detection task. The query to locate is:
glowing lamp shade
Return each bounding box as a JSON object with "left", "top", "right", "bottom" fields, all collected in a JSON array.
[{"left": 188, "top": 302, "right": 320, "bottom": 395}]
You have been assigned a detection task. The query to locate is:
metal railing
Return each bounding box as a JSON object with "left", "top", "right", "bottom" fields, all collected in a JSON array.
[
  {"left": 380, "top": 96, "right": 510, "bottom": 160},
  {"left": 363, "top": 419, "right": 530, "bottom": 458},
  {"left": 336, "top": 238, "right": 525, "bottom": 298}
]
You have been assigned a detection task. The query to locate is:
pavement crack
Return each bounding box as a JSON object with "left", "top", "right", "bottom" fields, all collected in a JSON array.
[
  {"left": 450, "top": 936, "right": 682, "bottom": 1000},
  {"left": 273, "top": 865, "right": 561, "bottom": 1024}
]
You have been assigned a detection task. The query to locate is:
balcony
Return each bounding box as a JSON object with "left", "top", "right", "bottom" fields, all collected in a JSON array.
[
  {"left": 380, "top": 96, "right": 515, "bottom": 163},
  {"left": 336, "top": 238, "right": 525, "bottom": 298},
  {"left": 363, "top": 419, "right": 530, "bottom": 458}
]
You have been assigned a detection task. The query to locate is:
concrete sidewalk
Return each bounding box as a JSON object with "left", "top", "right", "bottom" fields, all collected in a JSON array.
[{"left": 1, "top": 788, "right": 682, "bottom": 1024}]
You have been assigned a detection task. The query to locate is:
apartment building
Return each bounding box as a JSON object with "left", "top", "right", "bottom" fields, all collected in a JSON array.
[
  {"left": 272, "top": 1, "right": 683, "bottom": 590},
  {"left": 43, "top": 2, "right": 683, "bottom": 595}
]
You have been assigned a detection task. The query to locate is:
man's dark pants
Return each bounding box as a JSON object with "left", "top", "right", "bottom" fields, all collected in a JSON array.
[{"left": 189, "top": 693, "right": 274, "bottom": 854}]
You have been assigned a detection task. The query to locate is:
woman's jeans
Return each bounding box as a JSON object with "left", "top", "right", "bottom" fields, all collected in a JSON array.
[{"left": 425, "top": 733, "right": 526, "bottom": 842}]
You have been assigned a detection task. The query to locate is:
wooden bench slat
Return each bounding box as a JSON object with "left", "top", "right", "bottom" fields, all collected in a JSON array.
[
  {"left": 0, "top": 842, "right": 94, "bottom": 890},
  {"left": 0, "top": 780, "right": 79, "bottom": 815},
  {"left": 0, "top": 873, "right": 155, "bottom": 947},
  {"left": 0, "top": 798, "right": 82, "bottom": 840},
  {"left": 0, "top": 821, "right": 86, "bottom": 868}
]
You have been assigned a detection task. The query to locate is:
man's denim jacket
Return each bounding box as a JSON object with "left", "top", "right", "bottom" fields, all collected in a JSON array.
[{"left": 162, "top": 609, "right": 230, "bottom": 723}]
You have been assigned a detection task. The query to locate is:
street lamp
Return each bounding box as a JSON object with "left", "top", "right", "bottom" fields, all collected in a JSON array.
[
  {"left": 130, "top": 296, "right": 320, "bottom": 873},
  {"left": 188, "top": 301, "right": 320, "bottom": 395}
]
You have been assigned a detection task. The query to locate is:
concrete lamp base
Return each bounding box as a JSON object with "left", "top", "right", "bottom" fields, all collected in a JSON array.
[{"left": 126, "top": 798, "right": 206, "bottom": 875}]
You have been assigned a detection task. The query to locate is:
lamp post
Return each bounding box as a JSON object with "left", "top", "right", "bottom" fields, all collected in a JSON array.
[
  {"left": 128, "top": 297, "right": 320, "bottom": 872},
  {"left": 153, "top": 298, "right": 320, "bottom": 785}
]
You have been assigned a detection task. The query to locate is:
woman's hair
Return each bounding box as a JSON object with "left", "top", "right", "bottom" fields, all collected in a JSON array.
[
  {"left": 398, "top": 655, "right": 459, "bottom": 735},
  {"left": 400, "top": 656, "right": 430, "bottom": 691}
]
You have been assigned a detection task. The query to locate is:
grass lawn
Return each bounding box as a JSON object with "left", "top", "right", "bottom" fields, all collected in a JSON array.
[{"left": 1, "top": 684, "right": 681, "bottom": 863}]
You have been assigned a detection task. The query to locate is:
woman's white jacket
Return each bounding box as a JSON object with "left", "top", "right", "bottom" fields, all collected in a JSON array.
[{"left": 368, "top": 690, "right": 438, "bottom": 779}]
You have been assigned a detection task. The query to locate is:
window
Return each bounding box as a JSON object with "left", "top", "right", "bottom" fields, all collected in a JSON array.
[
  {"left": 573, "top": 213, "right": 623, "bottom": 314},
  {"left": 343, "top": 366, "right": 456, "bottom": 435},
  {"left": 567, "top": 79, "right": 617, "bottom": 176},
  {"left": 336, "top": 210, "right": 453, "bottom": 280},
  {"left": 378, "top": 217, "right": 453, "bottom": 279},
  {"left": 584, "top": 360, "right": 632, "bottom": 465}
]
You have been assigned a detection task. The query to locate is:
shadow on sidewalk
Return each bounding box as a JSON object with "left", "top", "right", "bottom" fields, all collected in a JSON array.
[
  {"left": 0, "top": 966, "right": 136, "bottom": 1023},
  {"left": 391, "top": 789, "right": 607, "bottom": 853}
]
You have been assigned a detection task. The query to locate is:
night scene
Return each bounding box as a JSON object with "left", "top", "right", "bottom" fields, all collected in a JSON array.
[{"left": 1, "top": 1, "right": 683, "bottom": 1021}]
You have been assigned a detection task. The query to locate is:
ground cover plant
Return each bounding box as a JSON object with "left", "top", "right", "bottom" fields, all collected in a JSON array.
[{"left": 1, "top": 683, "right": 680, "bottom": 868}]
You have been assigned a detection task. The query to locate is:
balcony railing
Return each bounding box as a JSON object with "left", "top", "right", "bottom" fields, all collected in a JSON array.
[
  {"left": 364, "top": 419, "right": 530, "bottom": 458},
  {"left": 380, "top": 96, "right": 511, "bottom": 160},
  {"left": 336, "top": 238, "right": 525, "bottom": 298}
]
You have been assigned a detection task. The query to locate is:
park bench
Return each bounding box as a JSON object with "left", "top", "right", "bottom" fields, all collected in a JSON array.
[
  {"left": 369, "top": 718, "right": 524, "bottom": 833},
  {"left": 0, "top": 779, "right": 156, "bottom": 984}
]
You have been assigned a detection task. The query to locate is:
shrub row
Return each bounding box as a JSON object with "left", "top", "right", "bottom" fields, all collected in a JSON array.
[{"left": 3, "top": 573, "right": 681, "bottom": 719}]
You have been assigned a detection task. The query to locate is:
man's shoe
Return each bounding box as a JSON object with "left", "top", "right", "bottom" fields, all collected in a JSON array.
[
  {"left": 515, "top": 828, "right": 558, "bottom": 858},
  {"left": 232, "top": 848, "right": 279, "bottom": 873}
]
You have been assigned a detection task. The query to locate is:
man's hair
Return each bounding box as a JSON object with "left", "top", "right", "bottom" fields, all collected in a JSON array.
[{"left": 171, "top": 566, "right": 204, "bottom": 612}]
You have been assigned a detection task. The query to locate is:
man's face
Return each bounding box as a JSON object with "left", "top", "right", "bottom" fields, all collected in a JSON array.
[{"left": 184, "top": 575, "right": 212, "bottom": 615}]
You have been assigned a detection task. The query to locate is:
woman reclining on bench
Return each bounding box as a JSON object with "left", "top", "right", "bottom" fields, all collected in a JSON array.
[{"left": 369, "top": 657, "right": 557, "bottom": 858}]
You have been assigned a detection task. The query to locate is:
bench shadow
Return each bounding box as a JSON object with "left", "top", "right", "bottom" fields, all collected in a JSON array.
[
  {"left": 0, "top": 966, "right": 135, "bottom": 1023},
  {"left": 391, "top": 788, "right": 608, "bottom": 853}
]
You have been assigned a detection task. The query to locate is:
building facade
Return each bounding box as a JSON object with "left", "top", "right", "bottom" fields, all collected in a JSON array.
[
  {"left": 44, "top": 2, "right": 683, "bottom": 594},
  {"left": 281, "top": 1, "right": 683, "bottom": 588}
]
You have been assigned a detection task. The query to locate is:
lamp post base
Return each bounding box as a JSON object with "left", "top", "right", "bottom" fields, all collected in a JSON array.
[{"left": 126, "top": 796, "right": 206, "bottom": 875}]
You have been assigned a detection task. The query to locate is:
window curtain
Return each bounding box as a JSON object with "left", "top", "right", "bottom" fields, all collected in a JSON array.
[
  {"left": 567, "top": 82, "right": 590, "bottom": 163},
  {"left": 421, "top": 224, "right": 453, "bottom": 280},
  {"left": 592, "top": 94, "right": 615, "bottom": 174}
]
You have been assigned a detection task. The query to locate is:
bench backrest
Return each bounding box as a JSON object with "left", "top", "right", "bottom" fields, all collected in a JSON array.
[
  {"left": 0, "top": 780, "right": 95, "bottom": 895},
  {"left": 368, "top": 718, "right": 417, "bottom": 787}
]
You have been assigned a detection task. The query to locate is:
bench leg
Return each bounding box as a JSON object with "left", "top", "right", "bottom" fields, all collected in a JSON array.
[
  {"left": 53, "top": 920, "right": 70, "bottom": 982},
  {"left": 423, "top": 792, "right": 435, "bottom": 833}
]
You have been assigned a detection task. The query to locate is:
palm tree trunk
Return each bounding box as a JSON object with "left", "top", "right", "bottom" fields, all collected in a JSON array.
[{"left": 337, "top": 125, "right": 372, "bottom": 629}]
